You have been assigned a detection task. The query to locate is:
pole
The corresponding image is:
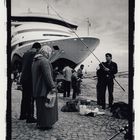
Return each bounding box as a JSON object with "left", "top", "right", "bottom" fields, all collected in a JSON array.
[
  {"left": 108, "top": 132, "right": 121, "bottom": 140},
  {"left": 87, "top": 18, "right": 89, "bottom": 36},
  {"left": 114, "top": 78, "right": 126, "bottom": 92},
  {"left": 108, "top": 125, "right": 128, "bottom": 140},
  {"left": 47, "top": 0, "right": 50, "bottom": 15},
  {"left": 47, "top": 5, "right": 49, "bottom": 15}
]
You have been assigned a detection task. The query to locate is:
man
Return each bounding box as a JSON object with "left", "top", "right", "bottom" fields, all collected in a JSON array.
[
  {"left": 53, "top": 66, "right": 59, "bottom": 82},
  {"left": 77, "top": 64, "right": 84, "bottom": 95},
  {"left": 71, "top": 70, "right": 78, "bottom": 99},
  {"left": 32, "top": 45, "right": 58, "bottom": 130},
  {"left": 96, "top": 66, "right": 103, "bottom": 106},
  {"left": 96, "top": 53, "right": 118, "bottom": 109},
  {"left": 19, "top": 42, "right": 41, "bottom": 123},
  {"left": 63, "top": 66, "right": 72, "bottom": 98}
]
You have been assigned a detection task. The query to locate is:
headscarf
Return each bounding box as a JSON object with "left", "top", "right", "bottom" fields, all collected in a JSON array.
[{"left": 39, "top": 45, "right": 52, "bottom": 59}]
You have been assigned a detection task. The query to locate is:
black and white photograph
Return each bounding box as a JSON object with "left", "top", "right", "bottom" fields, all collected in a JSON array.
[{"left": 4, "top": 0, "right": 134, "bottom": 139}]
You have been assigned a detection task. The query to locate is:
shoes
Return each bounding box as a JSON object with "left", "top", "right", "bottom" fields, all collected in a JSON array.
[
  {"left": 102, "top": 106, "right": 106, "bottom": 110},
  {"left": 26, "top": 117, "right": 37, "bottom": 123},
  {"left": 36, "top": 125, "right": 52, "bottom": 131}
]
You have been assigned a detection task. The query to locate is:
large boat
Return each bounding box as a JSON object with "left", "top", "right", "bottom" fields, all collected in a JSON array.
[{"left": 11, "top": 12, "right": 100, "bottom": 71}]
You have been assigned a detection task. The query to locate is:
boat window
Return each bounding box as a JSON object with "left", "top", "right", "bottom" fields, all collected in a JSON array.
[
  {"left": 19, "top": 42, "right": 23, "bottom": 46},
  {"left": 53, "top": 45, "right": 59, "bottom": 50},
  {"left": 43, "top": 34, "right": 69, "bottom": 37}
]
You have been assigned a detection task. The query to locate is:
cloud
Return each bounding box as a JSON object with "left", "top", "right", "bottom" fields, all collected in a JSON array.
[{"left": 11, "top": 0, "right": 128, "bottom": 71}]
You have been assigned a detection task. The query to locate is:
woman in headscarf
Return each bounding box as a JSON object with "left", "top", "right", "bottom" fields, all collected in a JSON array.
[{"left": 32, "top": 45, "right": 58, "bottom": 130}]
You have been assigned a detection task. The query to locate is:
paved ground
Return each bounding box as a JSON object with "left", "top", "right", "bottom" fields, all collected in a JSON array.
[{"left": 12, "top": 77, "right": 128, "bottom": 140}]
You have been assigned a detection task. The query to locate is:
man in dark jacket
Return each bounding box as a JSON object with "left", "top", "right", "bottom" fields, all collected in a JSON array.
[
  {"left": 19, "top": 42, "right": 41, "bottom": 123},
  {"left": 77, "top": 64, "right": 84, "bottom": 95},
  {"left": 96, "top": 53, "right": 118, "bottom": 109},
  {"left": 71, "top": 70, "right": 78, "bottom": 99}
]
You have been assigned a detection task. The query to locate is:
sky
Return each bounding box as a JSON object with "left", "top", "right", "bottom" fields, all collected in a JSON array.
[{"left": 11, "top": 0, "right": 128, "bottom": 72}]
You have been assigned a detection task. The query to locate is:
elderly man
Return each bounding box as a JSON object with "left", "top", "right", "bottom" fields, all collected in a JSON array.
[{"left": 32, "top": 45, "right": 58, "bottom": 130}]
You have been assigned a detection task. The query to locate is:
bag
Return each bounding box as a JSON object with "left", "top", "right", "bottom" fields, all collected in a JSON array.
[
  {"left": 110, "top": 102, "right": 129, "bottom": 119},
  {"left": 45, "top": 92, "right": 56, "bottom": 108},
  {"left": 61, "top": 100, "right": 79, "bottom": 112}
]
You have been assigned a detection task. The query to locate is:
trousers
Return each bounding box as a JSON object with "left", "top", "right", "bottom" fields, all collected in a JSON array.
[
  {"left": 99, "top": 79, "right": 114, "bottom": 108},
  {"left": 20, "top": 84, "right": 34, "bottom": 119},
  {"left": 63, "top": 80, "right": 71, "bottom": 97}
]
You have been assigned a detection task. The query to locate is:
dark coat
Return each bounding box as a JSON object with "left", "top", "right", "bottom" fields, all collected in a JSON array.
[
  {"left": 77, "top": 68, "right": 83, "bottom": 78},
  {"left": 32, "top": 54, "right": 58, "bottom": 127},
  {"left": 32, "top": 54, "right": 55, "bottom": 98},
  {"left": 71, "top": 74, "right": 78, "bottom": 89},
  {"left": 20, "top": 48, "right": 37, "bottom": 87},
  {"left": 97, "top": 61, "right": 118, "bottom": 81}
]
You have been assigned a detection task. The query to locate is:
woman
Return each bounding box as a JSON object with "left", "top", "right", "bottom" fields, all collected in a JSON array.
[{"left": 32, "top": 45, "right": 58, "bottom": 130}]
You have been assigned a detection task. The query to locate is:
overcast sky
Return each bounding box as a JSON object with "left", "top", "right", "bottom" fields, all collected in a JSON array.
[{"left": 11, "top": 0, "right": 128, "bottom": 72}]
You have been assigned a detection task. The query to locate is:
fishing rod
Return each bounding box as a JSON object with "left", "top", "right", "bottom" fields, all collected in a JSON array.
[
  {"left": 108, "top": 125, "right": 128, "bottom": 140},
  {"left": 49, "top": 4, "right": 126, "bottom": 92}
]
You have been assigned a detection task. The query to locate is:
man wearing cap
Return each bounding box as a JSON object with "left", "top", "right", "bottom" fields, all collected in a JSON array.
[
  {"left": 96, "top": 53, "right": 118, "bottom": 109},
  {"left": 32, "top": 45, "right": 58, "bottom": 130},
  {"left": 20, "top": 42, "right": 41, "bottom": 123}
]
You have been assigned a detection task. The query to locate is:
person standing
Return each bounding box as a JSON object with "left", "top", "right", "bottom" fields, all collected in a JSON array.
[
  {"left": 63, "top": 66, "right": 72, "bottom": 98},
  {"left": 53, "top": 66, "right": 59, "bottom": 82},
  {"left": 19, "top": 42, "right": 41, "bottom": 123},
  {"left": 71, "top": 70, "right": 78, "bottom": 99},
  {"left": 97, "top": 53, "right": 118, "bottom": 109},
  {"left": 77, "top": 64, "right": 84, "bottom": 95},
  {"left": 96, "top": 65, "right": 104, "bottom": 106},
  {"left": 32, "top": 45, "right": 58, "bottom": 130}
]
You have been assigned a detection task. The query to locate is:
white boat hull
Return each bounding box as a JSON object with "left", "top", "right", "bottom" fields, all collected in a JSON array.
[
  {"left": 11, "top": 36, "right": 99, "bottom": 70},
  {"left": 11, "top": 14, "right": 100, "bottom": 70}
]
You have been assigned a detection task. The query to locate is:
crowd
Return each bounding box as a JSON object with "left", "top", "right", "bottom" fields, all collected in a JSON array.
[{"left": 12, "top": 42, "right": 118, "bottom": 131}]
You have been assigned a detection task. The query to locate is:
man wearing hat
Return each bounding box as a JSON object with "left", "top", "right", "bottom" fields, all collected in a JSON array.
[{"left": 96, "top": 53, "right": 118, "bottom": 109}]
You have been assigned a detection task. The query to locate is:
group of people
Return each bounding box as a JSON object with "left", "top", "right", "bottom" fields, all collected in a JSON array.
[
  {"left": 61, "top": 52, "right": 118, "bottom": 111},
  {"left": 18, "top": 41, "right": 85, "bottom": 130},
  {"left": 19, "top": 42, "right": 58, "bottom": 130},
  {"left": 16, "top": 41, "right": 118, "bottom": 130}
]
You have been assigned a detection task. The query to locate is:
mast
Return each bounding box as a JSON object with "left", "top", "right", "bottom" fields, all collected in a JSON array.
[
  {"left": 28, "top": 8, "right": 32, "bottom": 14},
  {"left": 47, "top": 2, "right": 50, "bottom": 15},
  {"left": 43, "top": 0, "right": 50, "bottom": 15},
  {"left": 87, "top": 17, "right": 91, "bottom": 36}
]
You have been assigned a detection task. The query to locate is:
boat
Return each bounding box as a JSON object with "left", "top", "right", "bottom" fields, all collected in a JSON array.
[{"left": 11, "top": 12, "right": 100, "bottom": 71}]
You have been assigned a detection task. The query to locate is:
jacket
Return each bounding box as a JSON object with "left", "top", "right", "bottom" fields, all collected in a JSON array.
[
  {"left": 77, "top": 68, "right": 83, "bottom": 79},
  {"left": 71, "top": 73, "right": 78, "bottom": 88},
  {"left": 63, "top": 66, "right": 72, "bottom": 81},
  {"left": 32, "top": 54, "right": 55, "bottom": 98},
  {"left": 20, "top": 48, "right": 37, "bottom": 86},
  {"left": 97, "top": 61, "right": 118, "bottom": 80}
]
